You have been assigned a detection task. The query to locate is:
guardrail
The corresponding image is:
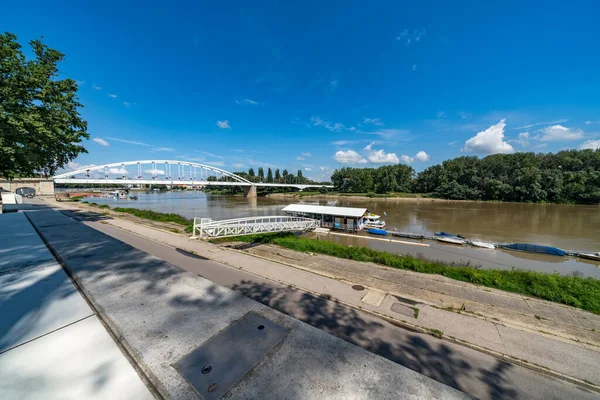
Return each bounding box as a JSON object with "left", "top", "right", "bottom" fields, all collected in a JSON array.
[{"left": 192, "top": 216, "right": 320, "bottom": 239}]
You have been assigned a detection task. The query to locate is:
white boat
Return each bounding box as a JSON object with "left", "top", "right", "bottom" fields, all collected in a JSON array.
[
  {"left": 437, "top": 236, "right": 465, "bottom": 245},
  {"left": 364, "top": 213, "right": 386, "bottom": 228},
  {"left": 470, "top": 240, "right": 495, "bottom": 249},
  {"left": 578, "top": 252, "right": 600, "bottom": 261}
]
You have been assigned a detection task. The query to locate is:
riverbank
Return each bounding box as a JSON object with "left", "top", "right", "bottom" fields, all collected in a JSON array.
[
  {"left": 40, "top": 197, "right": 600, "bottom": 390},
  {"left": 216, "top": 233, "right": 600, "bottom": 314}
]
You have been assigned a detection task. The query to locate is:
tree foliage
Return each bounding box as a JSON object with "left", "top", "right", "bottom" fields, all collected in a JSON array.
[
  {"left": 0, "top": 32, "right": 88, "bottom": 179},
  {"left": 331, "top": 150, "right": 600, "bottom": 204}
]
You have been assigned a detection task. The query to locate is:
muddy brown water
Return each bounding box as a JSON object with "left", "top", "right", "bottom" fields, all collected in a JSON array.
[{"left": 90, "top": 191, "right": 600, "bottom": 278}]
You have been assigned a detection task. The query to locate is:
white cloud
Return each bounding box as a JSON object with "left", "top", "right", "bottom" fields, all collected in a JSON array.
[
  {"left": 400, "top": 151, "right": 429, "bottom": 164},
  {"left": 396, "top": 28, "right": 426, "bottom": 44},
  {"left": 123, "top": 101, "right": 131, "bottom": 108},
  {"left": 437, "top": 111, "right": 446, "bottom": 118},
  {"left": 514, "top": 119, "right": 568, "bottom": 130},
  {"left": 92, "top": 84, "right": 101, "bottom": 90},
  {"left": 459, "top": 112, "right": 470, "bottom": 119},
  {"left": 236, "top": 98, "right": 259, "bottom": 105},
  {"left": 462, "top": 119, "right": 515, "bottom": 155},
  {"left": 231, "top": 149, "right": 244, "bottom": 152},
  {"left": 364, "top": 142, "right": 400, "bottom": 164},
  {"left": 518, "top": 132, "right": 529, "bottom": 147},
  {"left": 534, "top": 125, "right": 584, "bottom": 142},
  {"left": 109, "top": 167, "right": 128, "bottom": 174},
  {"left": 66, "top": 161, "right": 97, "bottom": 171},
  {"left": 448, "top": 141, "right": 459, "bottom": 147},
  {"left": 585, "top": 121, "right": 591, "bottom": 125},
  {"left": 75, "top": 80, "right": 86, "bottom": 86},
  {"left": 305, "top": 167, "right": 312, "bottom": 171},
  {"left": 232, "top": 163, "right": 247, "bottom": 168},
  {"left": 296, "top": 156, "right": 305, "bottom": 160},
  {"left": 107, "top": 137, "right": 150, "bottom": 146},
  {"left": 334, "top": 150, "right": 367, "bottom": 164},
  {"left": 415, "top": 151, "right": 430, "bottom": 162},
  {"left": 92, "top": 138, "right": 109, "bottom": 146},
  {"left": 319, "top": 166, "right": 330, "bottom": 172},
  {"left": 366, "top": 128, "right": 409, "bottom": 139},
  {"left": 144, "top": 168, "right": 165, "bottom": 176},
  {"left": 108, "top": 94, "right": 117, "bottom": 98},
  {"left": 363, "top": 118, "right": 384, "bottom": 126},
  {"left": 302, "top": 152, "right": 312, "bottom": 157},
  {"left": 152, "top": 147, "right": 174, "bottom": 152},
  {"left": 580, "top": 140, "right": 600, "bottom": 150},
  {"left": 311, "top": 116, "right": 345, "bottom": 132},
  {"left": 331, "top": 140, "right": 358, "bottom": 146},
  {"left": 217, "top": 120, "right": 231, "bottom": 129},
  {"left": 330, "top": 79, "right": 338, "bottom": 91}
]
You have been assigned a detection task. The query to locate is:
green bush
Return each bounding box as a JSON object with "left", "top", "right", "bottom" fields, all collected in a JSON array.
[{"left": 112, "top": 207, "right": 191, "bottom": 226}]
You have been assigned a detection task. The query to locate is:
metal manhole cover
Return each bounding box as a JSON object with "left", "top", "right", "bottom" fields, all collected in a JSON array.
[
  {"left": 173, "top": 312, "right": 289, "bottom": 399},
  {"left": 352, "top": 285, "right": 365, "bottom": 291}
]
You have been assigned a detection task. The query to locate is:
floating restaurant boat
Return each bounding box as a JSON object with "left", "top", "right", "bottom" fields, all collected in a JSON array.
[
  {"left": 437, "top": 236, "right": 466, "bottom": 245},
  {"left": 282, "top": 204, "right": 386, "bottom": 232},
  {"left": 578, "top": 252, "right": 600, "bottom": 261},
  {"left": 368, "top": 228, "right": 388, "bottom": 235},
  {"left": 501, "top": 243, "right": 566, "bottom": 257}
]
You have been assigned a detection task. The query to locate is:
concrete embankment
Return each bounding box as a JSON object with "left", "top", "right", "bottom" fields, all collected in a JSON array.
[{"left": 25, "top": 210, "right": 469, "bottom": 399}]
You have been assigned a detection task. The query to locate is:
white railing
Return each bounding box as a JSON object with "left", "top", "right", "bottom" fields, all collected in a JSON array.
[{"left": 192, "top": 216, "right": 320, "bottom": 239}]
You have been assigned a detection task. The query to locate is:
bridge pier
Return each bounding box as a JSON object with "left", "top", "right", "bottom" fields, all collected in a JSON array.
[{"left": 243, "top": 185, "right": 257, "bottom": 198}]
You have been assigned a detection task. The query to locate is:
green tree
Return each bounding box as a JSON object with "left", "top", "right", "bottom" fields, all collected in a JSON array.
[
  {"left": 0, "top": 32, "right": 89, "bottom": 178},
  {"left": 267, "top": 167, "right": 273, "bottom": 183},
  {"left": 248, "top": 168, "right": 255, "bottom": 177},
  {"left": 275, "top": 168, "right": 281, "bottom": 182},
  {"left": 257, "top": 167, "right": 264, "bottom": 181}
]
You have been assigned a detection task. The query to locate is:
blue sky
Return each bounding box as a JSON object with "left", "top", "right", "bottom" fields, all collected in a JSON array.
[{"left": 3, "top": 1, "right": 600, "bottom": 181}]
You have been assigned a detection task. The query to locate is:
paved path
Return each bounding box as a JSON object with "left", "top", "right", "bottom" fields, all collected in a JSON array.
[
  {"left": 0, "top": 213, "right": 154, "bottom": 400},
  {"left": 61, "top": 208, "right": 599, "bottom": 400},
  {"left": 26, "top": 209, "right": 468, "bottom": 400}
]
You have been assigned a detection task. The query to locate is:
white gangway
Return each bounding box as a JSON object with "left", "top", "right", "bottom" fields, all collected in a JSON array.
[{"left": 192, "top": 216, "right": 320, "bottom": 239}]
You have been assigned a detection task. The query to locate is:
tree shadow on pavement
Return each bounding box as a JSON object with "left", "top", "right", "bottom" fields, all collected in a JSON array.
[
  {"left": 58, "top": 209, "right": 112, "bottom": 222},
  {"left": 231, "top": 279, "right": 519, "bottom": 400}
]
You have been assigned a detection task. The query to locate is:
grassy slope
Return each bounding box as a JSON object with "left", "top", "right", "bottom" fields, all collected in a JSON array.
[{"left": 219, "top": 233, "right": 600, "bottom": 314}]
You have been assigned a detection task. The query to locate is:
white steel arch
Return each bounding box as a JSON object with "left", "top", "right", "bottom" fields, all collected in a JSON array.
[{"left": 53, "top": 159, "right": 252, "bottom": 184}]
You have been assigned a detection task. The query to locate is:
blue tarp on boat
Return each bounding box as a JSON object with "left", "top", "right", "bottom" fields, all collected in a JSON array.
[
  {"left": 368, "top": 228, "right": 388, "bottom": 235},
  {"left": 502, "top": 243, "right": 566, "bottom": 257}
]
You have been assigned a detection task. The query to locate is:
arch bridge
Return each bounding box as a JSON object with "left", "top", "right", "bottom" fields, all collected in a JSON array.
[{"left": 53, "top": 160, "right": 332, "bottom": 198}]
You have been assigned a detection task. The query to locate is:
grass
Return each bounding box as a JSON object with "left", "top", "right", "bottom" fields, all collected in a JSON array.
[
  {"left": 430, "top": 329, "right": 444, "bottom": 339},
  {"left": 221, "top": 232, "right": 600, "bottom": 314},
  {"left": 79, "top": 201, "right": 194, "bottom": 232},
  {"left": 70, "top": 195, "right": 85, "bottom": 201},
  {"left": 412, "top": 307, "right": 420, "bottom": 319}
]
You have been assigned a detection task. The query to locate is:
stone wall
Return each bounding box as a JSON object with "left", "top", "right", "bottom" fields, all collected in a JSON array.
[{"left": 0, "top": 178, "right": 55, "bottom": 196}]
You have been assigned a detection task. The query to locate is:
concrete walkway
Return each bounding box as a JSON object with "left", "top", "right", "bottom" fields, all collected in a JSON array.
[
  {"left": 24, "top": 209, "right": 469, "bottom": 399},
  {"left": 0, "top": 213, "right": 154, "bottom": 400},
  {"left": 78, "top": 212, "right": 600, "bottom": 391}
]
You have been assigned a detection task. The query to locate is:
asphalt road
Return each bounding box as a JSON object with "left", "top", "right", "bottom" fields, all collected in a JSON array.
[{"left": 84, "top": 219, "right": 597, "bottom": 400}]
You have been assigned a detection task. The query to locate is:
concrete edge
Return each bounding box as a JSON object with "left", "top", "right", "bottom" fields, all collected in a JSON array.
[
  {"left": 23, "top": 212, "right": 166, "bottom": 400},
  {"left": 83, "top": 215, "right": 600, "bottom": 394}
]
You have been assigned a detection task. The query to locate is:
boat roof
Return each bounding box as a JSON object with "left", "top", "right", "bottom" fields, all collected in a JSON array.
[{"left": 282, "top": 204, "right": 367, "bottom": 218}]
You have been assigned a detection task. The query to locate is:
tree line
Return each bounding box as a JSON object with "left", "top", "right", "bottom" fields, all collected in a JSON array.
[{"left": 331, "top": 149, "right": 600, "bottom": 204}]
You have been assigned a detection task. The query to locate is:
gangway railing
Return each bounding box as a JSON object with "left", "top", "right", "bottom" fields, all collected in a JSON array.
[{"left": 192, "top": 216, "right": 320, "bottom": 239}]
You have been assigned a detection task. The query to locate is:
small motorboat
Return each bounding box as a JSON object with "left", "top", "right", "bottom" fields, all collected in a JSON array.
[
  {"left": 437, "top": 236, "right": 466, "bottom": 245},
  {"left": 368, "top": 228, "right": 388, "bottom": 236},
  {"left": 578, "top": 252, "right": 600, "bottom": 261},
  {"left": 364, "top": 213, "right": 386, "bottom": 228},
  {"left": 435, "top": 231, "right": 466, "bottom": 239},
  {"left": 470, "top": 240, "right": 495, "bottom": 249},
  {"left": 391, "top": 231, "right": 424, "bottom": 240},
  {"left": 128, "top": 195, "right": 139, "bottom": 200},
  {"left": 502, "top": 243, "right": 566, "bottom": 257}
]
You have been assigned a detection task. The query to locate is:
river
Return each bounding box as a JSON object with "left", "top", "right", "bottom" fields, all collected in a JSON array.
[{"left": 89, "top": 191, "right": 600, "bottom": 278}]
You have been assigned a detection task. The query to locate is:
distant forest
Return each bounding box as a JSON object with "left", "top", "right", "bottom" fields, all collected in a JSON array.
[{"left": 331, "top": 149, "right": 600, "bottom": 204}]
